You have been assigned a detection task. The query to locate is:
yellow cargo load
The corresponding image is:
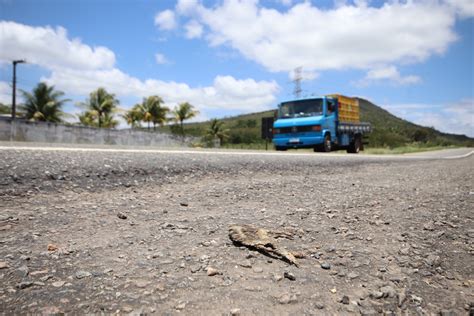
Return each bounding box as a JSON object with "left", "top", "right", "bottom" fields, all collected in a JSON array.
[{"left": 327, "top": 94, "right": 360, "bottom": 123}]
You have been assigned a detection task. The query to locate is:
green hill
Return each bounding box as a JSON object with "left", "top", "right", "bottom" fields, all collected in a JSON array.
[{"left": 161, "top": 98, "right": 473, "bottom": 148}]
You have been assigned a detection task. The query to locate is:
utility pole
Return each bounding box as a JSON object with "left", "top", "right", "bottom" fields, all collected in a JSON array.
[
  {"left": 12, "top": 59, "right": 26, "bottom": 121},
  {"left": 293, "top": 66, "right": 302, "bottom": 99}
]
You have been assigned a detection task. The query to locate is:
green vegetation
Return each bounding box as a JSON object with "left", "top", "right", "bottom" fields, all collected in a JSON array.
[
  {"left": 77, "top": 88, "right": 119, "bottom": 128},
  {"left": 358, "top": 98, "right": 473, "bottom": 148},
  {"left": 132, "top": 96, "right": 169, "bottom": 130},
  {"left": 0, "top": 103, "right": 11, "bottom": 115},
  {"left": 20, "top": 82, "right": 69, "bottom": 122},
  {"left": 171, "top": 102, "right": 199, "bottom": 137},
  {"left": 363, "top": 145, "right": 458, "bottom": 155},
  {"left": 8, "top": 81, "right": 473, "bottom": 151},
  {"left": 204, "top": 118, "right": 230, "bottom": 147}
]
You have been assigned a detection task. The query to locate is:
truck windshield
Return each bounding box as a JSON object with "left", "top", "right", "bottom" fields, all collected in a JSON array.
[{"left": 278, "top": 99, "right": 323, "bottom": 118}]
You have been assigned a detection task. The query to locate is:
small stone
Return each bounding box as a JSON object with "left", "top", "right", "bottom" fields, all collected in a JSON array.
[
  {"left": 180, "top": 202, "right": 189, "bottom": 207},
  {"left": 411, "top": 294, "right": 423, "bottom": 305},
  {"left": 340, "top": 295, "right": 350, "bottom": 304},
  {"left": 40, "top": 275, "right": 53, "bottom": 282},
  {"left": 239, "top": 261, "right": 252, "bottom": 268},
  {"left": 253, "top": 267, "right": 263, "bottom": 273},
  {"left": 52, "top": 281, "right": 65, "bottom": 287},
  {"left": 321, "top": 262, "right": 331, "bottom": 270},
  {"left": 17, "top": 265, "right": 29, "bottom": 277},
  {"left": 47, "top": 244, "right": 58, "bottom": 252},
  {"left": 75, "top": 271, "right": 92, "bottom": 279},
  {"left": 399, "top": 247, "right": 410, "bottom": 255},
  {"left": 0, "top": 261, "right": 9, "bottom": 269},
  {"left": 292, "top": 251, "right": 306, "bottom": 258},
  {"left": 278, "top": 293, "right": 297, "bottom": 304},
  {"left": 273, "top": 274, "right": 283, "bottom": 282},
  {"left": 315, "top": 303, "right": 325, "bottom": 309},
  {"left": 175, "top": 302, "right": 186, "bottom": 310},
  {"left": 371, "top": 291, "right": 384, "bottom": 299},
  {"left": 284, "top": 271, "right": 296, "bottom": 281},
  {"left": 423, "top": 222, "right": 435, "bottom": 231},
  {"left": 330, "top": 288, "right": 337, "bottom": 294},
  {"left": 117, "top": 213, "right": 127, "bottom": 220},
  {"left": 135, "top": 280, "right": 149, "bottom": 288},
  {"left": 425, "top": 254, "right": 440, "bottom": 267},
  {"left": 0, "top": 224, "right": 12, "bottom": 231},
  {"left": 190, "top": 265, "right": 202, "bottom": 273},
  {"left": 398, "top": 290, "right": 407, "bottom": 307},
  {"left": 206, "top": 267, "right": 219, "bottom": 276},
  {"left": 230, "top": 308, "right": 241, "bottom": 315},
  {"left": 380, "top": 286, "right": 396, "bottom": 298},
  {"left": 347, "top": 272, "right": 359, "bottom": 279},
  {"left": 17, "top": 281, "right": 34, "bottom": 289},
  {"left": 122, "top": 306, "right": 133, "bottom": 312}
]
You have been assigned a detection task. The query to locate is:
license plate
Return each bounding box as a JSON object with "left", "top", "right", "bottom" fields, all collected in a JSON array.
[{"left": 289, "top": 138, "right": 300, "bottom": 143}]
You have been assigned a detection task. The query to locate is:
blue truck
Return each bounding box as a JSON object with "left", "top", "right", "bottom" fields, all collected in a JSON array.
[{"left": 272, "top": 94, "right": 371, "bottom": 153}]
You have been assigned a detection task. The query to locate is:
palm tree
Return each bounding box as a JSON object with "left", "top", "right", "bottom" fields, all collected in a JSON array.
[
  {"left": 20, "top": 82, "right": 69, "bottom": 122},
  {"left": 172, "top": 102, "right": 199, "bottom": 136},
  {"left": 78, "top": 111, "right": 97, "bottom": 127},
  {"left": 78, "top": 88, "right": 119, "bottom": 128},
  {"left": 122, "top": 104, "right": 143, "bottom": 129},
  {"left": 101, "top": 113, "right": 119, "bottom": 128},
  {"left": 137, "top": 96, "right": 169, "bottom": 130},
  {"left": 206, "top": 118, "right": 229, "bottom": 146}
]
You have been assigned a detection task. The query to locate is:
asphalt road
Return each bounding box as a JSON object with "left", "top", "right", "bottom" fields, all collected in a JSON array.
[{"left": 0, "top": 144, "right": 473, "bottom": 314}]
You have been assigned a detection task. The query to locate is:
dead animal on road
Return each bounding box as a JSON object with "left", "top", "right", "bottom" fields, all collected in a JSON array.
[{"left": 229, "top": 224, "right": 299, "bottom": 266}]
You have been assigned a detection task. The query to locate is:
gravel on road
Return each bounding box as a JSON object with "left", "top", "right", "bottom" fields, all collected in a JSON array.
[{"left": 0, "top": 147, "right": 473, "bottom": 315}]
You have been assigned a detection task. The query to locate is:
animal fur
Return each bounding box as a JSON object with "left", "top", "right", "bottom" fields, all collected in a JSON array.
[{"left": 228, "top": 224, "right": 298, "bottom": 266}]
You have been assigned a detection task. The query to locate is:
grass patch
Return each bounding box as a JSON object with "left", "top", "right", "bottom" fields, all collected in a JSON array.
[{"left": 363, "top": 145, "right": 459, "bottom": 155}]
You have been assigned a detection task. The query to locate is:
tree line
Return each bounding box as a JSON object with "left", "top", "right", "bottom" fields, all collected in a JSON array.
[{"left": 10, "top": 82, "right": 209, "bottom": 138}]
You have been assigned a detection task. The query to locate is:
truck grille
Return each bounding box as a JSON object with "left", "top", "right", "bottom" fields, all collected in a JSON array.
[{"left": 279, "top": 125, "right": 313, "bottom": 134}]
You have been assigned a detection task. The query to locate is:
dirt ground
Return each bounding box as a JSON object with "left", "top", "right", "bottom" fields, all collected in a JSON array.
[{"left": 0, "top": 148, "right": 473, "bottom": 315}]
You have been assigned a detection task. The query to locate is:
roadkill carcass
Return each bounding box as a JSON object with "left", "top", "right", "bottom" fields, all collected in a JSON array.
[{"left": 228, "top": 224, "right": 303, "bottom": 266}]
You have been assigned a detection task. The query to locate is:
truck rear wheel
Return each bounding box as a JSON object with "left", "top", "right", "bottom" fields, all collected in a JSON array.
[
  {"left": 275, "top": 146, "right": 287, "bottom": 151},
  {"left": 347, "top": 136, "right": 361, "bottom": 154}
]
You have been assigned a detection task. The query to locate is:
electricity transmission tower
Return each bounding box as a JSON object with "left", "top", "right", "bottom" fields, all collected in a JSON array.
[{"left": 293, "top": 66, "right": 302, "bottom": 99}]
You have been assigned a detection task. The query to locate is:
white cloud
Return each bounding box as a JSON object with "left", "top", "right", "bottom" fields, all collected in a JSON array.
[
  {"left": 176, "top": 0, "right": 200, "bottom": 15},
  {"left": 357, "top": 66, "right": 421, "bottom": 86},
  {"left": 154, "top": 10, "right": 177, "bottom": 30},
  {"left": 155, "top": 53, "right": 169, "bottom": 64},
  {"left": 0, "top": 81, "right": 11, "bottom": 104},
  {"left": 445, "top": 0, "right": 474, "bottom": 18},
  {"left": 0, "top": 21, "right": 279, "bottom": 117},
  {"left": 184, "top": 20, "right": 203, "bottom": 39},
  {"left": 172, "top": 0, "right": 458, "bottom": 75},
  {"left": 0, "top": 21, "right": 115, "bottom": 70},
  {"left": 42, "top": 68, "right": 279, "bottom": 112},
  {"left": 383, "top": 99, "right": 474, "bottom": 137}
]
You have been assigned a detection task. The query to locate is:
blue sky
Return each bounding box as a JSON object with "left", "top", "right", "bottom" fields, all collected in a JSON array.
[{"left": 0, "top": 0, "right": 473, "bottom": 136}]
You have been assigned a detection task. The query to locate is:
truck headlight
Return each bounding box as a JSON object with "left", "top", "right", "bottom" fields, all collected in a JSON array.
[{"left": 312, "top": 125, "right": 322, "bottom": 132}]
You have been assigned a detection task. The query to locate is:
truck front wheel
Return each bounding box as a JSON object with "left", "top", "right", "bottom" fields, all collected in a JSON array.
[
  {"left": 315, "top": 134, "right": 332, "bottom": 152},
  {"left": 323, "top": 134, "right": 332, "bottom": 152}
]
